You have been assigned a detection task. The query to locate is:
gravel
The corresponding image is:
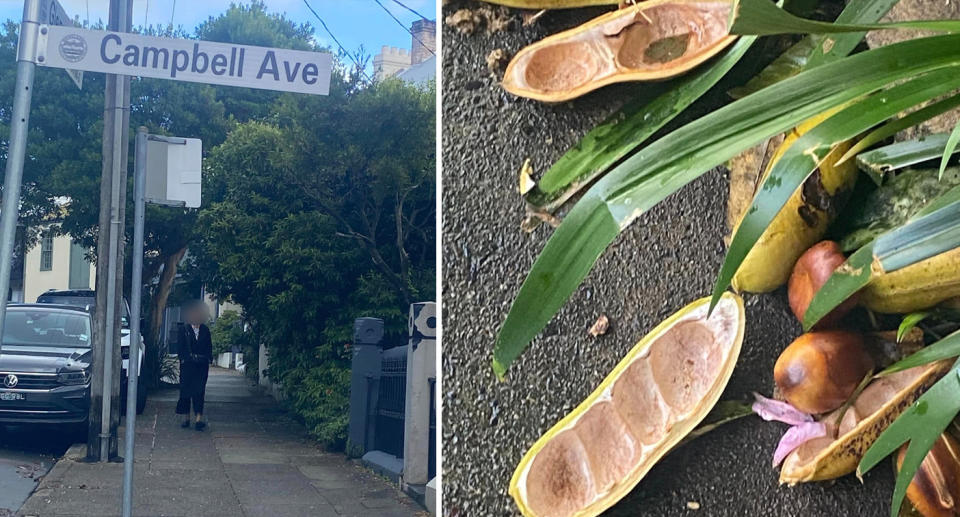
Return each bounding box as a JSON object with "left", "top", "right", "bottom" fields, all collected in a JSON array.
[{"left": 441, "top": 2, "right": 895, "bottom": 515}]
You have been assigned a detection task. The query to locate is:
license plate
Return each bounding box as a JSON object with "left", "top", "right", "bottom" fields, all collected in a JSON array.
[{"left": 0, "top": 392, "right": 23, "bottom": 401}]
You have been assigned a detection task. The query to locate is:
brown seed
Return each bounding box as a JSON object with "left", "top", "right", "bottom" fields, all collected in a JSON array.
[
  {"left": 788, "top": 240, "right": 860, "bottom": 328},
  {"left": 774, "top": 331, "right": 873, "bottom": 414}
]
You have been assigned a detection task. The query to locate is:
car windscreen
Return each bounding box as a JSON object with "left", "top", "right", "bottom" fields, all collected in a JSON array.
[
  {"left": 2, "top": 310, "right": 91, "bottom": 347},
  {"left": 35, "top": 295, "right": 129, "bottom": 328}
]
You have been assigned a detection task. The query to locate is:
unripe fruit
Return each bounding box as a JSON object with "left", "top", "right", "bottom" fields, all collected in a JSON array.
[
  {"left": 788, "top": 241, "right": 859, "bottom": 328},
  {"left": 774, "top": 331, "right": 873, "bottom": 414}
]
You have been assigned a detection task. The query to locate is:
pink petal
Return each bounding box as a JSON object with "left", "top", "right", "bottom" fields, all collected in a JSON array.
[
  {"left": 772, "top": 421, "right": 828, "bottom": 467},
  {"left": 752, "top": 392, "right": 813, "bottom": 426}
]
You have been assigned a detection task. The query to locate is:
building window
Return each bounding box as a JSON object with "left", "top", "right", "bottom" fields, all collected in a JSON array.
[
  {"left": 39, "top": 233, "right": 53, "bottom": 272},
  {"left": 69, "top": 240, "right": 90, "bottom": 289}
]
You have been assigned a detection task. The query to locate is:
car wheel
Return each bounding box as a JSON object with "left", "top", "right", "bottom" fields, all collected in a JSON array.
[{"left": 136, "top": 381, "right": 147, "bottom": 414}]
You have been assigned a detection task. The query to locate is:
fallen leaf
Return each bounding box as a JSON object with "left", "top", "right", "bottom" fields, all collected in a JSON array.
[{"left": 588, "top": 314, "right": 610, "bottom": 337}]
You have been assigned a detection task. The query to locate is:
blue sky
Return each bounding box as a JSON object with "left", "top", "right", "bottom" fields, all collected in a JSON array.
[{"left": 0, "top": 0, "right": 437, "bottom": 70}]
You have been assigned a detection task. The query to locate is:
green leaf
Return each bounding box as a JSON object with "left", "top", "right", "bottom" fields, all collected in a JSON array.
[
  {"left": 915, "top": 183, "right": 960, "bottom": 218},
  {"left": 941, "top": 121, "right": 960, "bottom": 181},
  {"left": 858, "top": 359, "right": 960, "bottom": 517},
  {"left": 876, "top": 197, "right": 960, "bottom": 271},
  {"left": 881, "top": 329, "right": 960, "bottom": 375},
  {"left": 717, "top": 68, "right": 960, "bottom": 311},
  {"left": 534, "top": 36, "right": 757, "bottom": 197},
  {"left": 857, "top": 134, "right": 960, "bottom": 178},
  {"left": 897, "top": 312, "right": 931, "bottom": 343},
  {"left": 837, "top": 94, "right": 960, "bottom": 171},
  {"left": 730, "top": 0, "right": 960, "bottom": 36},
  {"left": 838, "top": 167, "right": 960, "bottom": 252},
  {"left": 495, "top": 35, "right": 960, "bottom": 375},
  {"left": 803, "top": 198, "right": 960, "bottom": 329},
  {"left": 492, "top": 194, "right": 618, "bottom": 379},
  {"left": 802, "top": 244, "right": 875, "bottom": 330},
  {"left": 729, "top": 0, "right": 899, "bottom": 99}
]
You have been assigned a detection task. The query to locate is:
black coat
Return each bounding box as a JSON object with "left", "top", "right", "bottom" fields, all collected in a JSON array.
[{"left": 179, "top": 324, "right": 212, "bottom": 364}]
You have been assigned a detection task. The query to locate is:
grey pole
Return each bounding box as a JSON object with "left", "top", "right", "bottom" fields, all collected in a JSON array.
[
  {"left": 121, "top": 127, "right": 147, "bottom": 517},
  {"left": 99, "top": 0, "right": 130, "bottom": 463},
  {"left": 0, "top": 0, "right": 41, "bottom": 356}
]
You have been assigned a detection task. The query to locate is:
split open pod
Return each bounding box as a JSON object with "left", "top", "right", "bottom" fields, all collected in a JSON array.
[
  {"left": 509, "top": 293, "right": 745, "bottom": 517},
  {"left": 779, "top": 360, "right": 953, "bottom": 485},
  {"left": 501, "top": 0, "right": 737, "bottom": 102}
]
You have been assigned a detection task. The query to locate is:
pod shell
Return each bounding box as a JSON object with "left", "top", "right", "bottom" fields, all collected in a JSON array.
[
  {"left": 479, "top": 0, "right": 619, "bottom": 7},
  {"left": 509, "top": 293, "right": 745, "bottom": 517},
  {"left": 501, "top": 0, "right": 736, "bottom": 102},
  {"left": 779, "top": 360, "right": 952, "bottom": 485},
  {"left": 731, "top": 108, "right": 859, "bottom": 293},
  {"left": 862, "top": 247, "right": 960, "bottom": 314}
]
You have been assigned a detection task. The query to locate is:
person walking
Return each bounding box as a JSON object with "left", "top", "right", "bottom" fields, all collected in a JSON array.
[{"left": 176, "top": 301, "right": 212, "bottom": 431}]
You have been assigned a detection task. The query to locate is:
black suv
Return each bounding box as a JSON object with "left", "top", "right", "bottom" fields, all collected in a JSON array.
[
  {"left": 35, "top": 289, "right": 146, "bottom": 414},
  {"left": 0, "top": 305, "right": 93, "bottom": 425}
]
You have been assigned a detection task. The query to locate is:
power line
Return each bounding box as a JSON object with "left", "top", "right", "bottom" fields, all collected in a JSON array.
[
  {"left": 371, "top": 0, "right": 435, "bottom": 57},
  {"left": 302, "top": 0, "right": 373, "bottom": 82},
  {"left": 390, "top": 0, "right": 430, "bottom": 21}
]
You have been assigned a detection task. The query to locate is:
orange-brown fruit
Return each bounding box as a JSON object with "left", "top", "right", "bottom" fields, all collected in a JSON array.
[
  {"left": 788, "top": 240, "right": 860, "bottom": 328},
  {"left": 774, "top": 331, "right": 873, "bottom": 414},
  {"left": 897, "top": 433, "right": 960, "bottom": 517}
]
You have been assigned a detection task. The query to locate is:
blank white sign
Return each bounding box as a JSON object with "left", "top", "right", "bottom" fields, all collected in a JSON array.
[{"left": 145, "top": 138, "right": 202, "bottom": 208}]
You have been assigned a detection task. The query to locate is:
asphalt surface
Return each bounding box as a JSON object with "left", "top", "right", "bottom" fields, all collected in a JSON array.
[
  {"left": 0, "top": 426, "right": 74, "bottom": 516},
  {"left": 440, "top": 2, "right": 895, "bottom": 516}
]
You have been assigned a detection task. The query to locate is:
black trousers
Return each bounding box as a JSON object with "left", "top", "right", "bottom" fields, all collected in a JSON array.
[{"left": 176, "top": 361, "right": 209, "bottom": 415}]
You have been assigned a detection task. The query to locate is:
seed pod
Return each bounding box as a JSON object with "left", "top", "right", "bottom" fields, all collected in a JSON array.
[
  {"left": 510, "top": 293, "right": 745, "bottom": 517},
  {"left": 501, "top": 0, "right": 736, "bottom": 102},
  {"left": 774, "top": 331, "right": 873, "bottom": 415},
  {"left": 862, "top": 247, "right": 960, "bottom": 314},
  {"left": 788, "top": 240, "right": 860, "bottom": 327},
  {"left": 731, "top": 107, "right": 859, "bottom": 293},
  {"left": 897, "top": 433, "right": 960, "bottom": 517},
  {"left": 779, "top": 360, "right": 952, "bottom": 485},
  {"left": 480, "top": 0, "right": 619, "bottom": 7}
]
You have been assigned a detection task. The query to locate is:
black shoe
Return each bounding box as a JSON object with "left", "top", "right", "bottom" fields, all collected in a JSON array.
[
  {"left": 181, "top": 420, "right": 190, "bottom": 428},
  {"left": 195, "top": 421, "right": 206, "bottom": 431}
]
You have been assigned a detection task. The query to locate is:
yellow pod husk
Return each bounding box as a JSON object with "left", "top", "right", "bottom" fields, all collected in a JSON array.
[
  {"left": 509, "top": 293, "right": 745, "bottom": 517},
  {"left": 501, "top": 0, "right": 736, "bottom": 102},
  {"left": 779, "top": 360, "right": 952, "bottom": 485},
  {"left": 861, "top": 247, "right": 960, "bottom": 314},
  {"left": 480, "top": 0, "right": 619, "bottom": 7},
  {"left": 730, "top": 108, "right": 859, "bottom": 293}
]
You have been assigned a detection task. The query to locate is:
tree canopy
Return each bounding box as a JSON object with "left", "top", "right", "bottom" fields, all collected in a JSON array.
[{"left": 0, "top": 1, "right": 435, "bottom": 447}]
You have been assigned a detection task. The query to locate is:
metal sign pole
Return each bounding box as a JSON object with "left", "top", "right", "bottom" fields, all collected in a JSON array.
[
  {"left": 121, "top": 127, "right": 147, "bottom": 517},
  {"left": 0, "top": 0, "right": 41, "bottom": 356},
  {"left": 97, "top": 0, "right": 130, "bottom": 463}
]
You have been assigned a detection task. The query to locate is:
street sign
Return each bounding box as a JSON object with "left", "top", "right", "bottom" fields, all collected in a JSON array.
[
  {"left": 37, "top": 0, "right": 82, "bottom": 89},
  {"left": 145, "top": 136, "right": 202, "bottom": 208},
  {"left": 36, "top": 25, "right": 332, "bottom": 95}
]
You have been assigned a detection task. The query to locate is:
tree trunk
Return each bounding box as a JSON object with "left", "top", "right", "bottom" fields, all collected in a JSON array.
[{"left": 143, "top": 246, "right": 186, "bottom": 386}]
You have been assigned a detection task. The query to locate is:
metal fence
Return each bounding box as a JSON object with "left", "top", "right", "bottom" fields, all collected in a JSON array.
[
  {"left": 374, "top": 348, "right": 407, "bottom": 458},
  {"left": 428, "top": 376, "right": 436, "bottom": 480}
]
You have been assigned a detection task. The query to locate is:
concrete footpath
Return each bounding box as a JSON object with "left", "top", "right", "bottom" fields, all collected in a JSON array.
[{"left": 19, "top": 367, "right": 424, "bottom": 517}]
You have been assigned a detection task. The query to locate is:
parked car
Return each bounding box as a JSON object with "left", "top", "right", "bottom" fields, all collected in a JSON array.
[
  {"left": 0, "top": 304, "right": 92, "bottom": 427},
  {"left": 35, "top": 289, "right": 146, "bottom": 414}
]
